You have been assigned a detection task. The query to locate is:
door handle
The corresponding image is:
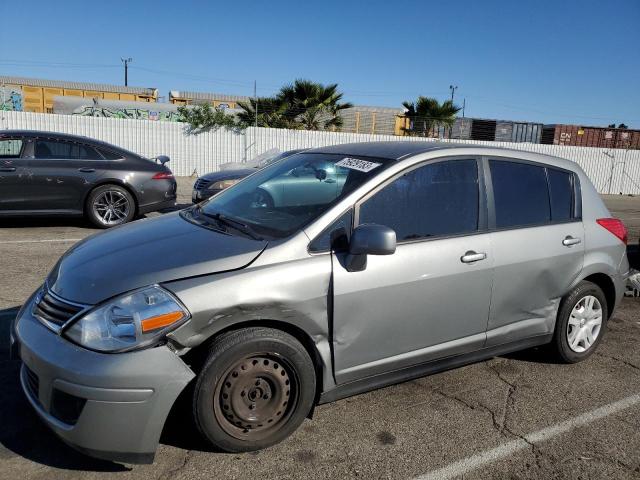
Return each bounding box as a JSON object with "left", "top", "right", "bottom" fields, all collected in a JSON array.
[
  {"left": 461, "top": 251, "right": 487, "bottom": 263},
  {"left": 78, "top": 167, "right": 96, "bottom": 173},
  {"left": 324, "top": 178, "right": 336, "bottom": 183},
  {"left": 562, "top": 236, "right": 581, "bottom": 246},
  {"left": 0, "top": 167, "right": 16, "bottom": 172}
]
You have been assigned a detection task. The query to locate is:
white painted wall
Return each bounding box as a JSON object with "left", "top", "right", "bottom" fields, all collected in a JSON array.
[{"left": 3, "top": 110, "right": 640, "bottom": 194}]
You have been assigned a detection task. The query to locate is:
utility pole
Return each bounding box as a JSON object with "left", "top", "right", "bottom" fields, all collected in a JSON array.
[
  {"left": 462, "top": 98, "right": 466, "bottom": 117},
  {"left": 254, "top": 80, "right": 258, "bottom": 128},
  {"left": 449, "top": 85, "right": 458, "bottom": 102},
  {"left": 121, "top": 57, "right": 133, "bottom": 86}
]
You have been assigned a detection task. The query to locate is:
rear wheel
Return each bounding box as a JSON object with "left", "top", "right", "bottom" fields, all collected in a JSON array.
[
  {"left": 86, "top": 184, "right": 135, "bottom": 228},
  {"left": 193, "top": 327, "right": 316, "bottom": 452},
  {"left": 551, "top": 281, "right": 608, "bottom": 363}
]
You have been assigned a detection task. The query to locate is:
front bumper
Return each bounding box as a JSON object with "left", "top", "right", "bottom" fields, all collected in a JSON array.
[{"left": 15, "top": 294, "right": 195, "bottom": 464}]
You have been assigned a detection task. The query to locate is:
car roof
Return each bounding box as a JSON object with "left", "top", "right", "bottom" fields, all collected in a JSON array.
[
  {"left": 0, "top": 129, "right": 133, "bottom": 154},
  {"left": 306, "top": 141, "right": 579, "bottom": 171}
]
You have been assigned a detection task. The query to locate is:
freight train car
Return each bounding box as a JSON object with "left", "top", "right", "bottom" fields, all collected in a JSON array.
[{"left": 0, "top": 76, "right": 158, "bottom": 113}]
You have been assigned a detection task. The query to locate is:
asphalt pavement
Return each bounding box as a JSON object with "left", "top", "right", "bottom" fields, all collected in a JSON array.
[{"left": 0, "top": 179, "right": 639, "bottom": 480}]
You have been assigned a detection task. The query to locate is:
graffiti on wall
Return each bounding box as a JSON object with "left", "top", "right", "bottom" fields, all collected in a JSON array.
[
  {"left": 0, "top": 87, "right": 23, "bottom": 111},
  {"left": 73, "top": 106, "right": 182, "bottom": 122}
]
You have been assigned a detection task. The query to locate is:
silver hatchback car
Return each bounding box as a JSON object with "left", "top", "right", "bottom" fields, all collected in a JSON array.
[{"left": 12, "top": 142, "right": 629, "bottom": 463}]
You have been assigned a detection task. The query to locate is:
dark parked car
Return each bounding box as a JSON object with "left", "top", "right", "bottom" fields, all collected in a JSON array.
[
  {"left": 192, "top": 149, "right": 305, "bottom": 203},
  {"left": 0, "top": 130, "right": 177, "bottom": 228}
]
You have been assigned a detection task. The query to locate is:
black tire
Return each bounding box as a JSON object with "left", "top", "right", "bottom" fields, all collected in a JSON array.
[
  {"left": 193, "top": 327, "right": 316, "bottom": 452},
  {"left": 86, "top": 184, "right": 136, "bottom": 228},
  {"left": 551, "top": 281, "right": 608, "bottom": 363}
]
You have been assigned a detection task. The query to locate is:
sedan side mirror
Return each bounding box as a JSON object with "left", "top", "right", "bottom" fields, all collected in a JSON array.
[{"left": 346, "top": 224, "right": 396, "bottom": 272}]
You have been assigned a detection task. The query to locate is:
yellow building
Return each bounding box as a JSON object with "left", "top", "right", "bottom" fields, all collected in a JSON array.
[
  {"left": 0, "top": 76, "right": 158, "bottom": 113},
  {"left": 169, "top": 90, "right": 246, "bottom": 109}
]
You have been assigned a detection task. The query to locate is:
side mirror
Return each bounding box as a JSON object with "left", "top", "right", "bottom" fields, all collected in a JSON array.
[
  {"left": 346, "top": 224, "right": 396, "bottom": 272},
  {"left": 155, "top": 155, "right": 170, "bottom": 165}
]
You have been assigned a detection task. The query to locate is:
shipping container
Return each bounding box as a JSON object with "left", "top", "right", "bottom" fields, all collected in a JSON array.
[{"left": 471, "top": 118, "right": 496, "bottom": 141}]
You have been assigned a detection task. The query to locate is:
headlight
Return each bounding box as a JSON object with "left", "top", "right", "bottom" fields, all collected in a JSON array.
[
  {"left": 208, "top": 178, "right": 241, "bottom": 190},
  {"left": 64, "top": 285, "right": 190, "bottom": 352}
]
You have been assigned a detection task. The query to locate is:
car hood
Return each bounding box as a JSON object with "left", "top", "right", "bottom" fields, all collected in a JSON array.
[
  {"left": 199, "top": 169, "right": 255, "bottom": 182},
  {"left": 48, "top": 212, "right": 267, "bottom": 305}
]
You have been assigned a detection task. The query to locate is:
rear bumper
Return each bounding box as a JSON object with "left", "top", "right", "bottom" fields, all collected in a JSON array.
[
  {"left": 139, "top": 197, "right": 177, "bottom": 214},
  {"left": 15, "top": 294, "right": 195, "bottom": 464}
]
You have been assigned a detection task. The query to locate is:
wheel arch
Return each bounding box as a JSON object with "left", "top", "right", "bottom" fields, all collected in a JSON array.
[
  {"left": 181, "top": 318, "right": 328, "bottom": 408},
  {"left": 84, "top": 180, "right": 140, "bottom": 215},
  {"left": 581, "top": 272, "right": 616, "bottom": 319}
]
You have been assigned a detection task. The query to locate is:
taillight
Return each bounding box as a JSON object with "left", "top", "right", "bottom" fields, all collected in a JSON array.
[
  {"left": 152, "top": 172, "right": 174, "bottom": 180},
  {"left": 596, "top": 218, "right": 627, "bottom": 245}
]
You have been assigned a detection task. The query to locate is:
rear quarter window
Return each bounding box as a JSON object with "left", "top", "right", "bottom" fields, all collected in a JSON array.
[{"left": 548, "top": 168, "right": 575, "bottom": 221}]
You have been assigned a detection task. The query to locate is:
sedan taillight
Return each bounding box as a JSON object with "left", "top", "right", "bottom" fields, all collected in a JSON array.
[
  {"left": 596, "top": 218, "right": 628, "bottom": 245},
  {"left": 152, "top": 172, "right": 174, "bottom": 180}
]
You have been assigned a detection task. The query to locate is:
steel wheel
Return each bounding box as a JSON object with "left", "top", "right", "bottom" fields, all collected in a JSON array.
[
  {"left": 567, "top": 295, "right": 603, "bottom": 353},
  {"left": 92, "top": 189, "right": 131, "bottom": 226},
  {"left": 213, "top": 354, "right": 298, "bottom": 441}
]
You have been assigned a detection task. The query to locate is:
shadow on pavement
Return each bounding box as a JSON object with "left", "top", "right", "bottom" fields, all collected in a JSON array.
[
  {"left": 0, "top": 217, "right": 92, "bottom": 229},
  {"left": 627, "top": 243, "right": 639, "bottom": 270},
  {"left": 0, "top": 307, "right": 130, "bottom": 472}
]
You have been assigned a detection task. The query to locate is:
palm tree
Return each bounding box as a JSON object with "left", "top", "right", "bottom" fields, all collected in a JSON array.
[
  {"left": 236, "top": 80, "right": 353, "bottom": 131},
  {"left": 236, "top": 97, "right": 293, "bottom": 129},
  {"left": 402, "top": 96, "right": 461, "bottom": 136},
  {"left": 278, "top": 80, "right": 353, "bottom": 130}
]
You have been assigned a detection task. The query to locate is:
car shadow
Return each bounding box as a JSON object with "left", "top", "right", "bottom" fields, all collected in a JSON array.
[
  {"left": 499, "top": 345, "right": 565, "bottom": 364},
  {"left": 0, "top": 307, "right": 130, "bottom": 472},
  {"left": 0, "top": 217, "right": 94, "bottom": 229},
  {"left": 627, "top": 243, "right": 639, "bottom": 270}
]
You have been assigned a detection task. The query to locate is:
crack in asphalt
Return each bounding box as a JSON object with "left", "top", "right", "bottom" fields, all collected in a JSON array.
[
  {"left": 486, "top": 361, "right": 547, "bottom": 471},
  {"left": 160, "top": 449, "right": 192, "bottom": 479},
  {"left": 595, "top": 352, "right": 640, "bottom": 372}
]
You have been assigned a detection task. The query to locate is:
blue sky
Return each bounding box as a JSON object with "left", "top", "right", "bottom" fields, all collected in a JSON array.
[{"left": 1, "top": 0, "right": 638, "bottom": 126}]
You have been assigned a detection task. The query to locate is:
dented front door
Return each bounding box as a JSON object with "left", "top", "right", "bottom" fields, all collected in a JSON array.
[{"left": 331, "top": 234, "right": 494, "bottom": 384}]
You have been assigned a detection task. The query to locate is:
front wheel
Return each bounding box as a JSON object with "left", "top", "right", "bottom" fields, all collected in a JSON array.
[
  {"left": 193, "top": 328, "right": 316, "bottom": 452},
  {"left": 551, "top": 281, "right": 608, "bottom": 363},
  {"left": 86, "top": 184, "right": 135, "bottom": 228}
]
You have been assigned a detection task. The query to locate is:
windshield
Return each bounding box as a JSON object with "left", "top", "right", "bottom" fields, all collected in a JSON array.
[{"left": 197, "top": 152, "right": 390, "bottom": 238}]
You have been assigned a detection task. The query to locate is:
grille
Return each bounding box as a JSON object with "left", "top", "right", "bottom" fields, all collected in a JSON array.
[
  {"left": 24, "top": 365, "right": 39, "bottom": 400},
  {"left": 33, "top": 289, "right": 85, "bottom": 328},
  {"left": 193, "top": 178, "right": 212, "bottom": 190}
]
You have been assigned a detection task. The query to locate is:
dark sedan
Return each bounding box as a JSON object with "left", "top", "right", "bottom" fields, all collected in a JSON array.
[
  {"left": 192, "top": 149, "right": 305, "bottom": 203},
  {"left": 0, "top": 130, "right": 177, "bottom": 228}
]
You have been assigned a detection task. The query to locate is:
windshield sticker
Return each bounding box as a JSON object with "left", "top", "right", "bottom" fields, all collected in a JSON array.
[{"left": 335, "top": 157, "right": 381, "bottom": 173}]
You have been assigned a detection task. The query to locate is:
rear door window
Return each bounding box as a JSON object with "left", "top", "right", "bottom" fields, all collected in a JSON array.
[
  {"left": 490, "top": 160, "right": 550, "bottom": 229},
  {"left": 547, "top": 168, "right": 574, "bottom": 221},
  {"left": 358, "top": 159, "right": 479, "bottom": 241},
  {"left": 35, "top": 139, "right": 102, "bottom": 160},
  {"left": 0, "top": 138, "right": 23, "bottom": 158},
  {"left": 97, "top": 148, "right": 123, "bottom": 160}
]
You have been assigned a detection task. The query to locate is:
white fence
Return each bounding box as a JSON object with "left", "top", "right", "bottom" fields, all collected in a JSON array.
[{"left": 3, "top": 110, "right": 640, "bottom": 195}]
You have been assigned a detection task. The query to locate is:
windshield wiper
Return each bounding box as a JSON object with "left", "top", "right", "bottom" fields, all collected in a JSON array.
[{"left": 199, "top": 209, "right": 264, "bottom": 241}]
